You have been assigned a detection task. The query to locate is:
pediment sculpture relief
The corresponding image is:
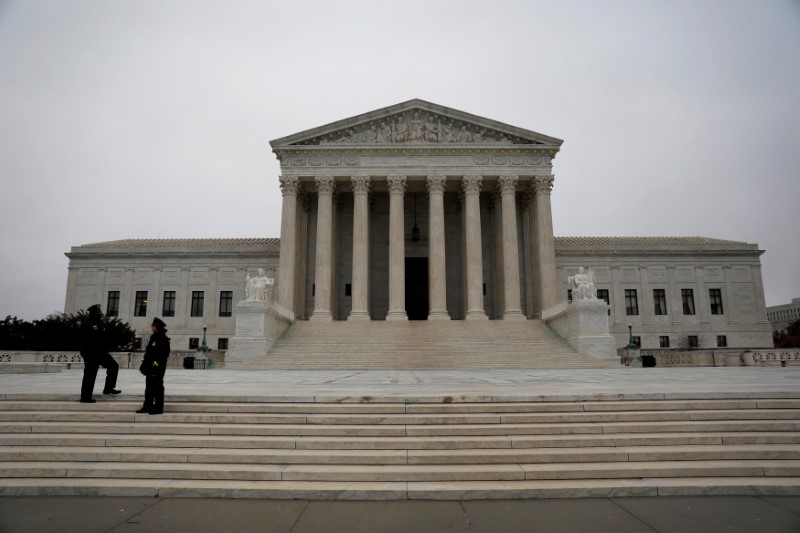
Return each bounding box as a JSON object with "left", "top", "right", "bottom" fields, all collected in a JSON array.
[{"left": 295, "top": 111, "right": 536, "bottom": 146}]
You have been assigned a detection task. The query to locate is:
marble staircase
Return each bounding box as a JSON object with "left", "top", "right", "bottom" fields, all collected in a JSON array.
[
  {"left": 1, "top": 396, "right": 799, "bottom": 499},
  {"left": 258, "top": 320, "right": 617, "bottom": 369}
]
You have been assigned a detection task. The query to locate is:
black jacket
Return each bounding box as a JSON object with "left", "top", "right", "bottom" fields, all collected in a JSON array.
[
  {"left": 79, "top": 315, "right": 108, "bottom": 359},
  {"left": 141, "top": 331, "right": 171, "bottom": 376}
]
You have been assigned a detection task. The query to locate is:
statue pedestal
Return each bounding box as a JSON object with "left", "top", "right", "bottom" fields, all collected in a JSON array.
[
  {"left": 543, "top": 299, "right": 618, "bottom": 359},
  {"left": 225, "top": 301, "right": 292, "bottom": 368}
]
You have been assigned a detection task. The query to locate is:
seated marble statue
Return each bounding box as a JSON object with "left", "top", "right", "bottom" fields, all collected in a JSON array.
[
  {"left": 245, "top": 269, "right": 274, "bottom": 303},
  {"left": 569, "top": 267, "right": 596, "bottom": 301}
]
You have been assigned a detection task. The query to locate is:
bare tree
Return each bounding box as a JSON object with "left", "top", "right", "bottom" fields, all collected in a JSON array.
[{"left": 677, "top": 334, "right": 706, "bottom": 351}]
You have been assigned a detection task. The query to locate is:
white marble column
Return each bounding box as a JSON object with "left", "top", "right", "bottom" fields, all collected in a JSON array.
[
  {"left": 310, "top": 176, "right": 335, "bottom": 321},
  {"left": 462, "top": 175, "right": 488, "bottom": 320},
  {"left": 427, "top": 175, "right": 450, "bottom": 320},
  {"left": 276, "top": 176, "right": 301, "bottom": 320},
  {"left": 498, "top": 175, "right": 525, "bottom": 320},
  {"left": 533, "top": 175, "right": 558, "bottom": 313},
  {"left": 349, "top": 176, "right": 371, "bottom": 320},
  {"left": 386, "top": 175, "right": 407, "bottom": 320}
]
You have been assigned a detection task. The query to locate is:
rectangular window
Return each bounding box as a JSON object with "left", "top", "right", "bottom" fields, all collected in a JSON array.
[
  {"left": 659, "top": 335, "right": 670, "bottom": 348},
  {"left": 219, "top": 291, "right": 233, "bottom": 317},
  {"left": 596, "top": 289, "right": 610, "bottom": 315},
  {"left": 189, "top": 337, "right": 199, "bottom": 349},
  {"left": 717, "top": 335, "right": 727, "bottom": 347},
  {"left": 709, "top": 289, "right": 724, "bottom": 315},
  {"left": 632, "top": 336, "right": 641, "bottom": 348},
  {"left": 345, "top": 284, "right": 352, "bottom": 297},
  {"left": 106, "top": 291, "right": 120, "bottom": 317},
  {"left": 653, "top": 289, "right": 667, "bottom": 315},
  {"left": 217, "top": 338, "right": 229, "bottom": 350},
  {"left": 190, "top": 291, "right": 204, "bottom": 317},
  {"left": 567, "top": 289, "right": 573, "bottom": 302},
  {"left": 162, "top": 291, "right": 176, "bottom": 317},
  {"left": 688, "top": 335, "right": 699, "bottom": 348},
  {"left": 682, "top": 289, "right": 696, "bottom": 315},
  {"left": 134, "top": 291, "right": 148, "bottom": 317},
  {"left": 625, "top": 289, "right": 638, "bottom": 316}
]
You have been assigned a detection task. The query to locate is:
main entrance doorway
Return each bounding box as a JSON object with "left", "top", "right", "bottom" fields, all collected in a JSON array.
[{"left": 405, "top": 257, "right": 429, "bottom": 320}]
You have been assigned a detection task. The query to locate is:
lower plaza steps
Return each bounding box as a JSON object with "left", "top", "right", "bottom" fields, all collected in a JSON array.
[
  {"left": 1, "top": 396, "right": 799, "bottom": 499},
  {"left": 256, "top": 319, "right": 618, "bottom": 369}
]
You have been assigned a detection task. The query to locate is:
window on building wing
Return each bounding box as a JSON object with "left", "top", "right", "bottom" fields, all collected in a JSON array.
[
  {"left": 709, "top": 289, "right": 724, "bottom": 315},
  {"left": 625, "top": 289, "right": 638, "bottom": 316},
  {"left": 107, "top": 291, "right": 120, "bottom": 317},
  {"left": 191, "top": 291, "right": 204, "bottom": 317},
  {"left": 134, "top": 291, "right": 148, "bottom": 317},
  {"left": 653, "top": 289, "right": 667, "bottom": 315},
  {"left": 682, "top": 289, "right": 695, "bottom": 315}
]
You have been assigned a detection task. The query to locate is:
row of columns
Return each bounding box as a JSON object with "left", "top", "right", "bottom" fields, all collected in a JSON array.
[{"left": 275, "top": 174, "right": 557, "bottom": 321}]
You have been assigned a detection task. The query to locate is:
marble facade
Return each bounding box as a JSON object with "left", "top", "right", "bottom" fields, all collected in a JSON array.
[{"left": 63, "top": 100, "right": 775, "bottom": 353}]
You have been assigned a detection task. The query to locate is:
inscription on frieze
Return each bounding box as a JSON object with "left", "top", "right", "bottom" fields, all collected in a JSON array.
[{"left": 286, "top": 155, "right": 552, "bottom": 169}]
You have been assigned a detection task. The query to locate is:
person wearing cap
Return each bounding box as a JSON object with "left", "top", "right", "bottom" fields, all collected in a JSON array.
[
  {"left": 137, "top": 317, "right": 171, "bottom": 415},
  {"left": 78, "top": 304, "right": 121, "bottom": 403}
]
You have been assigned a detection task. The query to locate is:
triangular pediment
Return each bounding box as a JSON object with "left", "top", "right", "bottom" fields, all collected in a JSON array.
[{"left": 270, "top": 99, "right": 563, "bottom": 149}]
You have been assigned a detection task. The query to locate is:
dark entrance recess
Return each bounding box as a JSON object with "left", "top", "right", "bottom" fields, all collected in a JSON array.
[{"left": 405, "top": 257, "right": 429, "bottom": 320}]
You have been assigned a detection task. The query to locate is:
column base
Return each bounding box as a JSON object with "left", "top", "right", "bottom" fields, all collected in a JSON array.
[
  {"left": 465, "top": 310, "right": 489, "bottom": 320},
  {"left": 309, "top": 311, "right": 334, "bottom": 321},
  {"left": 502, "top": 310, "right": 527, "bottom": 321},
  {"left": 428, "top": 310, "right": 451, "bottom": 320},
  {"left": 348, "top": 311, "right": 371, "bottom": 321},
  {"left": 385, "top": 310, "right": 408, "bottom": 321}
]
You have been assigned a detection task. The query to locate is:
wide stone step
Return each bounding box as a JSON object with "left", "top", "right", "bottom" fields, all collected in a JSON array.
[
  {"left": 4, "top": 419, "right": 797, "bottom": 439},
  {"left": 2, "top": 432, "right": 798, "bottom": 450},
  {"left": 3, "top": 459, "right": 800, "bottom": 483},
  {"left": 2, "top": 409, "right": 798, "bottom": 426},
  {"left": 64, "top": 398, "right": 797, "bottom": 415},
  {"left": 2, "top": 477, "right": 800, "bottom": 499},
  {"left": 3, "top": 444, "right": 800, "bottom": 465}
]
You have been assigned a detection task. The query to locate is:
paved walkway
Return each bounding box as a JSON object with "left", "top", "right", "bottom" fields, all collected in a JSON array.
[
  {"left": 1, "top": 366, "right": 799, "bottom": 402},
  {"left": 1, "top": 495, "right": 799, "bottom": 532}
]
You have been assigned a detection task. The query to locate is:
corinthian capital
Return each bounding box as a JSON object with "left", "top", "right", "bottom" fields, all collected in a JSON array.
[
  {"left": 533, "top": 174, "right": 555, "bottom": 193},
  {"left": 386, "top": 175, "right": 407, "bottom": 195},
  {"left": 314, "top": 176, "right": 336, "bottom": 195},
  {"left": 426, "top": 175, "right": 447, "bottom": 195},
  {"left": 351, "top": 175, "right": 371, "bottom": 195},
  {"left": 279, "top": 176, "right": 301, "bottom": 196},
  {"left": 462, "top": 175, "right": 483, "bottom": 195},
  {"left": 497, "top": 175, "right": 519, "bottom": 195}
]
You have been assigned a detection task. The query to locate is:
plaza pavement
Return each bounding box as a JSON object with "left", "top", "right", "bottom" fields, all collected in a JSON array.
[{"left": 1, "top": 366, "right": 799, "bottom": 403}]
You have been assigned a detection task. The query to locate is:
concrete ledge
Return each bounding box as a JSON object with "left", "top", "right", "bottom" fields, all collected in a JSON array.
[{"left": 0, "top": 363, "right": 65, "bottom": 374}]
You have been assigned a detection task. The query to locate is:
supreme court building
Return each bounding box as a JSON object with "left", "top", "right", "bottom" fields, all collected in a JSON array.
[{"left": 64, "top": 100, "right": 774, "bottom": 356}]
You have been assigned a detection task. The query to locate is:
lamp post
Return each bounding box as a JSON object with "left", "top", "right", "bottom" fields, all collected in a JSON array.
[
  {"left": 627, "top": 323, "right": 636, "bottom": 349},
  {"left": 196, "top": 324, "right": 211, "bottom": 368}
]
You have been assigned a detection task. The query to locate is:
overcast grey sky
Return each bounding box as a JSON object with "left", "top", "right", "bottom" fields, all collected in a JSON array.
[{"left": 1, "top": 0, "right": 798, "bottom": 320}]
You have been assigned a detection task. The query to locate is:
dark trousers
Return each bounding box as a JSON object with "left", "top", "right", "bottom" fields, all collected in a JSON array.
[
  {"left": 143, "top": 373, "right": 165, "bottom": 411},
  {"left": 80, "top": 353, "right": 119, "bottom": 400}
]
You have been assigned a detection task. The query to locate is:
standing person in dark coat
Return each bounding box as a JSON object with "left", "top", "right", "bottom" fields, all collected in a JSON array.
[
  {"left": 137, "top": 317, "right": 170, "bottom": 415},
  {"left": 78, "top": 304, "right": 121, "bottom": 403}
]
